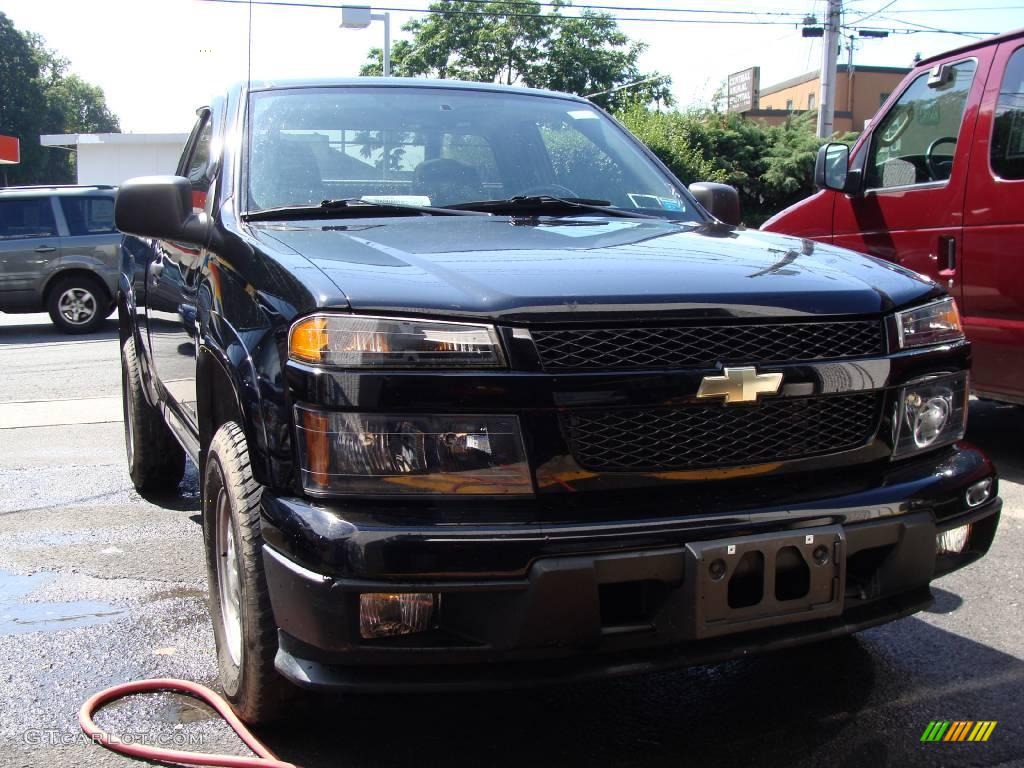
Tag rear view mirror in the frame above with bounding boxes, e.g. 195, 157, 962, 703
814, 143, 858, 193
115, 176, 210, 245
688, 182, 741, 226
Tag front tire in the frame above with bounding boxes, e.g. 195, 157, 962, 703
121, 337, 186, 492
204, 422, 291, 723
47, 274, 109, 333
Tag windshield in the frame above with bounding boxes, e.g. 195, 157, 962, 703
245, 86, 700, 221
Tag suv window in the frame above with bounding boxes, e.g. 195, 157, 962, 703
0, 197, 57, 240
59, 196, 115, 236
992, 46, 1024, 180
181, 115, 214, 210
866, 59, 977, 189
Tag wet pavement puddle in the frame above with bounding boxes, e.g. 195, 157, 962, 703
0, 570, 123, 635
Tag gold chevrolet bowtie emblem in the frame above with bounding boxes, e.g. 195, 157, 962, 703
696, 366, 784, 404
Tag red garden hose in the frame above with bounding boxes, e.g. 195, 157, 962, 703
80, 678, 299, 768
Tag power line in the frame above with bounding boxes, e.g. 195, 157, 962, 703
883, 4, 1024, 12
846, 0, 900, 26
196, 0, 999, 34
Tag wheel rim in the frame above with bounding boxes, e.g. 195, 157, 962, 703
57, 287, 98, 325
215, 487, 244, 668
123, 370, 135, 467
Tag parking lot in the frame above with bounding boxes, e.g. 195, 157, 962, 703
0, 310, 1021, 768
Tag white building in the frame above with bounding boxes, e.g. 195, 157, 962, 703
40, 133, 190, 186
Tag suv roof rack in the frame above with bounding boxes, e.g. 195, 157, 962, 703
0, 184, 116, 192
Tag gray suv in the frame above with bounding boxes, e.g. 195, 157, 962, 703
0, 185, 120, 333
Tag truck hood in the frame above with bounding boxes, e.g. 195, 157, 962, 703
251, 216, 940, 322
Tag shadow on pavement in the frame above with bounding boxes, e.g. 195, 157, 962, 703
254, 616, 1024, 768
967, 399, 1024, 485
0, 317, 118, 345
137, 459, 202, 513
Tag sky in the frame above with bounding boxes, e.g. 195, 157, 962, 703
3, 0, 1024, 133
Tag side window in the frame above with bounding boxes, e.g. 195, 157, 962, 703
59, 197, 116, 236
441, 133, 503, 198
181, 116, 214, 209
866, 59, 977, 189
537, 119, 625, 203
0, 198, 57, 240
992, 46, 1024, 180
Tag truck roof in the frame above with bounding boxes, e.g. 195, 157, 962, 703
238, 77, 590, 103
919, 27, 1024, 67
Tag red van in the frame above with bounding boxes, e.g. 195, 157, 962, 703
763, 29, 1024, 406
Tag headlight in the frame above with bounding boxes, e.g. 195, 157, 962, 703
892, 372, 968, 458
896, 297, 964, 349
289, 313, 505, 368
295, 407, 532, 495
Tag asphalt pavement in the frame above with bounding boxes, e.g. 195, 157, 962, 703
0, 311, 1021, 768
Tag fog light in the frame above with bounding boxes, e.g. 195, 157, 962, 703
359, 593, 436, 639
893, 373, 968, 458
936, 524, 971, 556
966, 478, 993, 508
907, 391, 951, 448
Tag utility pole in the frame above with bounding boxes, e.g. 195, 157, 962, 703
816, 0, 841, 138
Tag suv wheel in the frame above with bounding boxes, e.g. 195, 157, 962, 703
121, 337, 186, 491
47, 274, 109, 334
204, 422, 291, 723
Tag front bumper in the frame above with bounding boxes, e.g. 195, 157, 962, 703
259, 443, 1001, 691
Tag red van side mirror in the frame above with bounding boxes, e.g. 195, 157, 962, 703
814, 143, 861, 194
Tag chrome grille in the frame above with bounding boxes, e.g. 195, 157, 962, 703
532, 320, 884, 371
560, 393, 882, 472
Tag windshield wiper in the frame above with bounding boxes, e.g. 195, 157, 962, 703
242, 198, 488, 222
445, 195, 660, 219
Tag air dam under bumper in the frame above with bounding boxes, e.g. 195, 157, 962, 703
260, 452, 1001, 692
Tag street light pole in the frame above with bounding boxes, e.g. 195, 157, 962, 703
377, 11, 390, 77
816, 0, 841, 138
340, 6, 392, 76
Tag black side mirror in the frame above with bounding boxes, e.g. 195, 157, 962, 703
688, 182, 741, 226
814, 143, 861, 194
115, 176, 210, 245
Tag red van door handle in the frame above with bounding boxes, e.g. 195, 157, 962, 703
938, 236, 957, 276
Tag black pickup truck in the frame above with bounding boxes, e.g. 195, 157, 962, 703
115, 79, 1001, 723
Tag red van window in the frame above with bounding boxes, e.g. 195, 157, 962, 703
865, 59, 977, 190
992, 46, 1024, 180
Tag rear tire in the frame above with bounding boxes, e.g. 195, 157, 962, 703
204, 422, 292, 724
121, 337, 186, 492
47, 274, 109, 334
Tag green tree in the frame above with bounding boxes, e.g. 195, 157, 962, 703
360, 1, 670, 109
0, 12, 120, 185
619, 105, 857, 225
0, 13, 46, 185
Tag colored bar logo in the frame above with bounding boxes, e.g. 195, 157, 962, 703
921, 721, 997, 742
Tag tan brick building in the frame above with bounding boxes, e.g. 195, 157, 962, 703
743, 64, 910, 134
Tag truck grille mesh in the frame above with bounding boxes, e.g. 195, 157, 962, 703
560, 393, 882, 471
532, 320, 884, 371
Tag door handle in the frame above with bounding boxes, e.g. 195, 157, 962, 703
34, 245, 57, 253
938, 236, 957, 276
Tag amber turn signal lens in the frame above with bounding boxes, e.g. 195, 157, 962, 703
290, 317, 329, 363
301, 408, 331, 489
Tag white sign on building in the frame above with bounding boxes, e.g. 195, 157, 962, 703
727, 67, 761, 114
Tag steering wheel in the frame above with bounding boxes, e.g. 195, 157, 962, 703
925, 136, 957, 181
517, 183, 580, 199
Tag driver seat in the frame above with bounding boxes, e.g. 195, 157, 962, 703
412, 159, 483, 206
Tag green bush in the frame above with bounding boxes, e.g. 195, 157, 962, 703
618, 105, 855, 226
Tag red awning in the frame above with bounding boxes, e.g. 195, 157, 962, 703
0, 136, 20, 165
